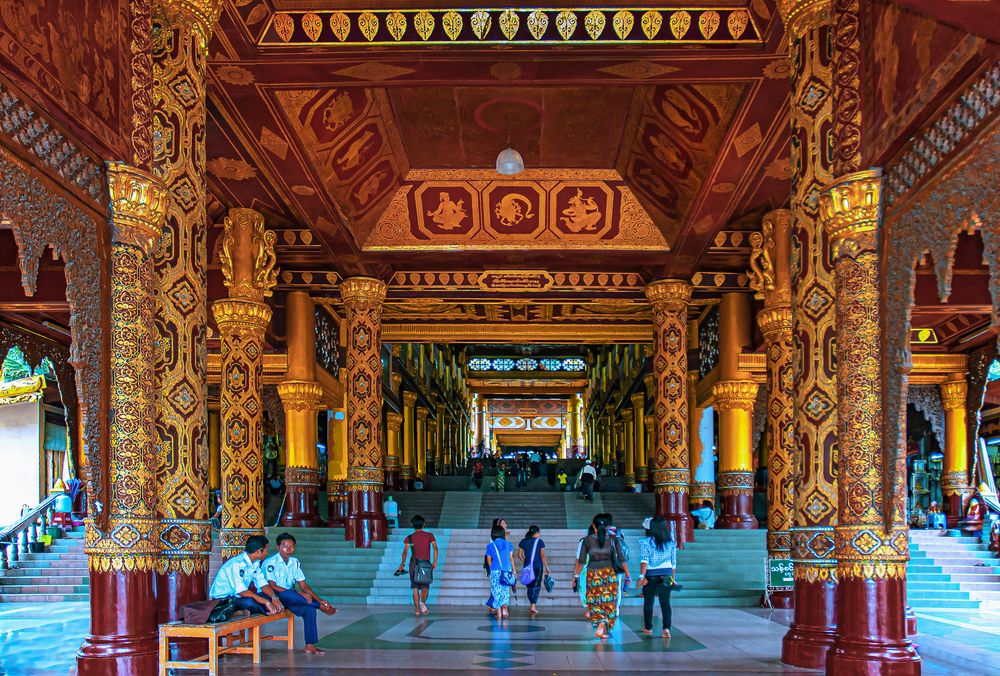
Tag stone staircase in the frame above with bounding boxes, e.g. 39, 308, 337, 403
600, 492, 656, 530
385, 491, 446, 527
908, 530, 1000, 610
0, 526, 88, 602
439, 492, 482, 527
478, 492, 567, 530
269, 527, 387, 605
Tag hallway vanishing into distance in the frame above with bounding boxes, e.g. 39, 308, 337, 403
1, 1, 1000, 674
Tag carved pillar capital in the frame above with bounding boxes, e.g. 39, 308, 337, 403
219, 208, 277, 303
416, 406, 429, 422
758, 306, 793, 343
645, 278, 692, 312
107, 162, 168, 256
403, 390, 418, 408
277, 380, 324, 411
712, 380, 759, 412
940, 380, 968, 411
386, 411, 403, 431
820, 168, 883, 252
211, 298, 272, 331
777, 0, 832, 39
157, 0, 225, 48
340, 276, 388, 308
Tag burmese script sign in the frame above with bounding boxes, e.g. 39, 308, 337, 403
478, 270, 554, 292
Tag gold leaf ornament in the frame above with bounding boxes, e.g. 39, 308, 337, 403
728, 10, 749, 39
386, 11, 406, 41
527, 10, 548, 40
584, 10, 606, 40
414, 11, 434, 41
358, 11, 379, 42
442, 11, 463, 40
499, 10, 519, 40
301, 12, 322, 42
641, 10, 662, 39
670, 11, 691, 39
273, 12, 294, 42
555, 10, 577, 40
329, 12, 350, 42
471, 10, 492, 40
698, 10, 720, 39
613, 10, 634, 39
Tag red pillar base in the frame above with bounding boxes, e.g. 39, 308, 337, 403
384, 469, 401, 491
654, 489, 694, 547
782, 576, 838, 669
905, 605, 918, 636
280, 482, 324, 528
345, 487, 388, 548
155, 568, 209, 660
826, 574, 920, 675
327, 498, 348, 527
944, 492, 966, 528
717, 489, 758, 529
77, 568, 158, 676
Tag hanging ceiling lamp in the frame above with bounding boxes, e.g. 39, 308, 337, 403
495, 112, 524, 175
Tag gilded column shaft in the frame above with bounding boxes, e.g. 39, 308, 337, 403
436, 403, 447, 474
779, 2, 839, 667
940, 380, 971, 497
822, 171, 918, 671
401, 391, 417, 483
713, 381, 759, 529
327, 407, 349, 527
631, 393, 647, 483
750, 209, 796, 565
416, 407, 429, 479
342, 277, 389, 547
151, 2, 222, 583
213, 208, 276, 558
645, 279, 693, 545
86, 164, 168, 573
385, 411, 403, 476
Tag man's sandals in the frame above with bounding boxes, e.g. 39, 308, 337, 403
319, 600, 337, 616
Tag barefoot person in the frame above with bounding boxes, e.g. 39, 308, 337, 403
485, 523, 516, 619
636, 516, 677, 638
209, 535, 284, 616
517, 525, 550, 615
263, 533, 337, 655
396, 514, 439, 616
574, 516, 631, 639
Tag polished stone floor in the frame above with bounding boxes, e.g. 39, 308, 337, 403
1, 602, 998, 674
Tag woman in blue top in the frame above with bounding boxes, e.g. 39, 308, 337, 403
517, 525, 551, 615
637, 515, 678, 637
485, 524, 516, 619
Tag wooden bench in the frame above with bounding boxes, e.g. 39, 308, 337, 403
158, 610, 295, 675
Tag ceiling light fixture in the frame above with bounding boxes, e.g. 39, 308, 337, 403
495, 113, 524, 175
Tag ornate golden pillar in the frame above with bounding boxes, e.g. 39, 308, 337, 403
211, 208, 277, 558
631, 393, 647, 485
416, 406, 429, 481
644, 412, 656, 487
341, 277, 389, 547
428, 418, 439, 476
79, 163, 167, 675
278, 292, 324, 528
437, 402, 448, 475
750, 208, 796, 607
940, 377, 972, 526
779, 1, 839, 667
646, 279, 694, 545
151, 0, 224, 626
384, 410, 403, 493
688, 371, 714, 508
713, 293, 758, 529
601, 414, 612, 467
568, 395, 580, 458
622, 407, 635, 488
326, 407, 348, 527
208, 407, 221, 494
401, 391, 417, 490
822, 171, 918, 671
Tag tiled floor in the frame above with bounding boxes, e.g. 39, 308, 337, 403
0, 602, 997, 674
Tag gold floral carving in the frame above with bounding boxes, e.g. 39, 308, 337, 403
777, 0, 832, 39
218, 208, 278, 303
820, 169, 883, 245
939, 380, 967, 411
159, 0, 225, 48
107, 162, 168, 255
794, 563, 838, 584
278, 381, 324, 411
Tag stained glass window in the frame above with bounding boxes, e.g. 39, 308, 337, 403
515, 358, 539, 371
539, 358, 562, 371
492, 358, 515, 371
468, 358, 492, 371
562, 358, 586, 371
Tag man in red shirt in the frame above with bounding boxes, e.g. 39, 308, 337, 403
395, 514, 439, 615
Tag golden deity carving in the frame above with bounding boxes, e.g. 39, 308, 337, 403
560, 189, 602, 232
494, 193, 535, 227
427, 191, 468, 230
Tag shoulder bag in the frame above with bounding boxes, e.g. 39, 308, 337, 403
492, 542, 517, 586
519, 539, 539, 585
610, 539, 625, 575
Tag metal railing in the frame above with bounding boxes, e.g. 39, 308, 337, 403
0, 495, 59, 570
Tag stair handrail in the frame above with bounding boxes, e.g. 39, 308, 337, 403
974, 437, 999, 515
0, 494, 58, 544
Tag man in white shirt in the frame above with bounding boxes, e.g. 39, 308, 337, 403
263, 532, 336, 655
208, 535, 284, 615
579, 461, 598, 502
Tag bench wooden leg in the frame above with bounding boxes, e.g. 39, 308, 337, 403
209, 634, 219, 676
159, 632, 168, 676
251, 624, 262, 664
286, 614, 295, 651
